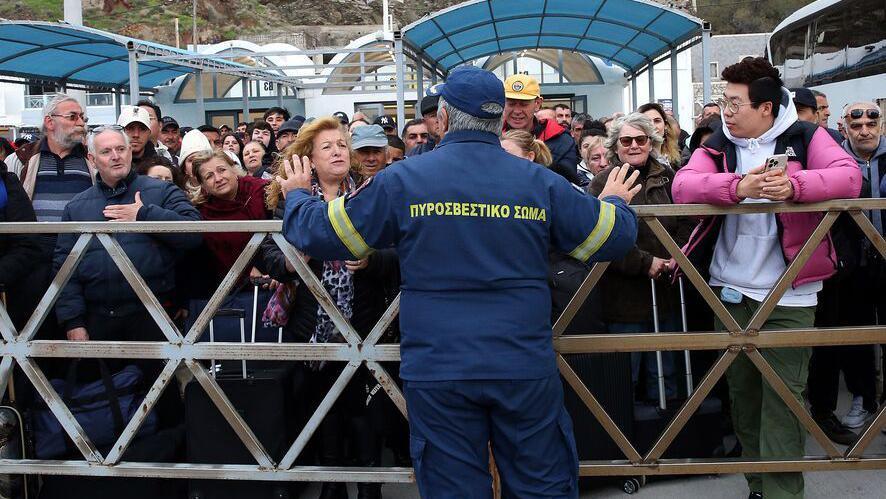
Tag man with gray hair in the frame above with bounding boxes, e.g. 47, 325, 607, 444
6, 94, 94, 352
53, 125, 199, 379
276, 66, 641, 497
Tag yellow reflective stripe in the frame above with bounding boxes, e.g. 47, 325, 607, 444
327, 196, 372, 259
569, 201, 616, 262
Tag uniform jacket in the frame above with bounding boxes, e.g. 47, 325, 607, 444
590, 158, 692, 323
673, 121, 861, 287
282, 129, 638, 381
53, 170, 202, 330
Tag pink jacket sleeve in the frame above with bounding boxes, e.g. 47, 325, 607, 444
788, 127, 862, 202
672, 148, 742, 205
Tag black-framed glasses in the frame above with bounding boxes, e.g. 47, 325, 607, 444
846, 109, 881, 120
618, 135, 649, 147
51, 112, 88, 123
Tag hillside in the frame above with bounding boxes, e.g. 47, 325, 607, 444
1, 0, 816, 47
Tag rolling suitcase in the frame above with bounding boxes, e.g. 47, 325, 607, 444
550, 254, 634, 486
625, 278, 724, 494
185, 281, 305, 499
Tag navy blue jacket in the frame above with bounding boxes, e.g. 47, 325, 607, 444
282, 130, 637, 381
54, 170, 201, 329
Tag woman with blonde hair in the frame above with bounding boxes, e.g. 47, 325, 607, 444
637, 102, 681, 169
262, 116, 398, 499
189, 150, 270, 285
500, 129, 553, 167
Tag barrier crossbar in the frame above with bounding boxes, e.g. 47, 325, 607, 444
0, 198, 884, 482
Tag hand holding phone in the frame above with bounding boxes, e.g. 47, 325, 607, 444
763, 154, 788, 174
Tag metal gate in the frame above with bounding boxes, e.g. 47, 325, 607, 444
0, 198, 884, 483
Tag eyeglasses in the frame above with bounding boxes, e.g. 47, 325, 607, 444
846, 109, 881, 120
90, 124, 124, 134
618, 135, 649, 147
715, 98, 753, 114
51, 112, 88, 123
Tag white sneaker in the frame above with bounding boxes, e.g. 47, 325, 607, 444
841, 396, 873, 429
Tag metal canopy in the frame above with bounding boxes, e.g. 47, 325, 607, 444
0, 20, 287, 91
401, 0, 703, 74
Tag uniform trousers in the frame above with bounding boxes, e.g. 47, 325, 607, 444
404, 374, 578, 499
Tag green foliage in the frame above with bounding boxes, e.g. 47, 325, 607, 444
695, 0, 818, 34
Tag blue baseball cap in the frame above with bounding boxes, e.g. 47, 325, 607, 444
438, 67, 505, 119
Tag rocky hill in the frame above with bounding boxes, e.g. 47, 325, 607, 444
1, 0, 815, 48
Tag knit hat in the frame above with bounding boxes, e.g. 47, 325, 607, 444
179, 129, 213, 164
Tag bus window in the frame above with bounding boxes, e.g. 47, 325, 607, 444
845, 0, 886, 78
810, 9, 848, 84
771, 25, 808, 88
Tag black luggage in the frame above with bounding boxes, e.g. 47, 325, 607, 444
550, 254, 633, 470
623, 278, 724, 494
185, 282, 305, 499
38, 426, 186, 499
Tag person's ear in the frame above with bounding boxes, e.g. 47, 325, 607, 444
527, 150, 536, 162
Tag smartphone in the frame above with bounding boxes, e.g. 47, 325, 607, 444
763, 154, 788, 174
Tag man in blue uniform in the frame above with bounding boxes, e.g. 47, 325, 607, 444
278, 67, 640, 497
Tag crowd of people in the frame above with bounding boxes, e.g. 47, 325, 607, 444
0, 55, 884, 499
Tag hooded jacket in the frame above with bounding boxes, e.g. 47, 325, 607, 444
673, 89, 861, 296
843, 136, 886, 234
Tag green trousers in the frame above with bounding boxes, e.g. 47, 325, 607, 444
715, 296, 815, 499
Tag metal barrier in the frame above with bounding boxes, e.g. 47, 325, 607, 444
0, 198, 884, 483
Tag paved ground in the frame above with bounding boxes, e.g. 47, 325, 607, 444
298, 381, 885, 498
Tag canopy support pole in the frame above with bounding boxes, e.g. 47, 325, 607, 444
242, 78, 250, 122
631, 75, 638, 111
195, 70, 205, 125
670, 50, 679, 121
702, 22, 712, 106
431, 63, 438, 85
127, 42, 139, 105
416, 61, 424, 118
276, 82, 283, 108
114, 88, 122, 120
394, 35, 406, 135
648, 63, 655, 104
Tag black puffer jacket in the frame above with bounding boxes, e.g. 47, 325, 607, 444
0, 161, 42, 327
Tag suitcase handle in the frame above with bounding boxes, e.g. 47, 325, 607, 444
214, 308, 246, 319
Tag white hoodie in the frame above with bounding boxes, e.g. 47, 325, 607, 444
709, 88, 822, 307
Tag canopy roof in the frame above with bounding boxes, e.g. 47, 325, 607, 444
402, 0, 703, 74
0, 20, 279, 91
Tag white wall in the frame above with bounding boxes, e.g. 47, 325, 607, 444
622, 50, 695, 132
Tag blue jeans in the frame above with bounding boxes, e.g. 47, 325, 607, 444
608, 318, 679, 401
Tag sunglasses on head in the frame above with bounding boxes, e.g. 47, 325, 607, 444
846, 108, 880, 120
618, 135, 649, 147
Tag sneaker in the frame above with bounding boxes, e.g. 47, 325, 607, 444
842, 396, 874, 429
815, 414, 857, 445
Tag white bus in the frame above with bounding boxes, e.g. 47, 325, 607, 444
767, 0, 885, 126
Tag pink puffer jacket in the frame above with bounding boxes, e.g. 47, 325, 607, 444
673, 122, 862, 287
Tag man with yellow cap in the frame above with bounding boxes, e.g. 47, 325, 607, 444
503, 74, 583, 186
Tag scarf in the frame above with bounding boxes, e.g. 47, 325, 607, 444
310, 176, 357, 369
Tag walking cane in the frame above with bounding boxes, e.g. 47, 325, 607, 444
651, 279, 667, 410
678, 277, 694, 395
